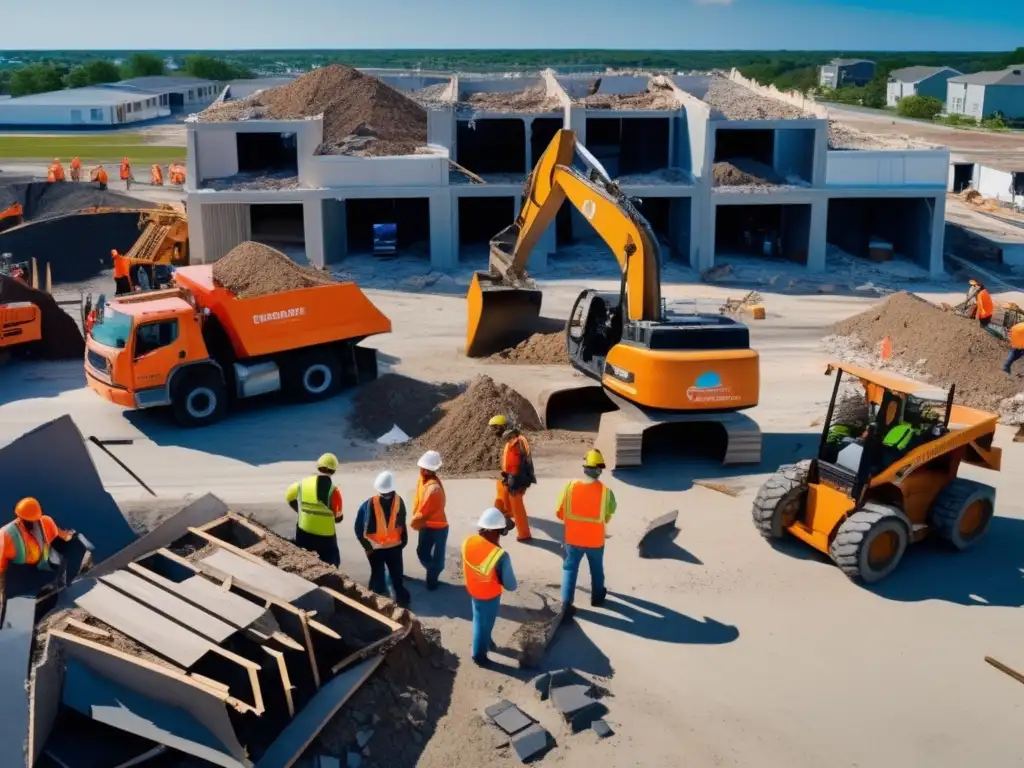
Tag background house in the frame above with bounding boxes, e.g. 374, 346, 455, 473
0, 86, 168, 127
819, 59, 876, 88
886, 66, 961, 107
946, 65, 1024, 120
114, 76, 220, 113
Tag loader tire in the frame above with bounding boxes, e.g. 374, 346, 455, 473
752, 460, 810, 539
172, 368, 227, 428
285, 348, 342, 403
930, 478, 995, 551
829, 503, 910, 583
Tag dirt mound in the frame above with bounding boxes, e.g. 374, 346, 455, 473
832, 292, 1021, 409
349, 374, 463, 440
488, 332, 569, 365
713, 159, 784, 187
202, 64, 427, 157
0, 275, 84, 359
404, 375, 542, 476
211, 241, 335, 298
0, 182, 153, 222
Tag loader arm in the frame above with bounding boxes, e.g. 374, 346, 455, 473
466, 128, 663, 356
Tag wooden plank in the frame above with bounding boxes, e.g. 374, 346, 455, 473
320, 587, 403, 631
63, 617, 111, 638
198, 548, 314, 604
263, 647, 296, 718
101, 570, 237, 644
986, 656, 1024, 685
72, 581, 212, 669
331, 625, 408, 675
127, 562, 268, 630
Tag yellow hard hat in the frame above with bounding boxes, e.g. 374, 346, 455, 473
488, 414, 507, 428
969, 279, 980, 286
583, 449, 606, 469
317, 453, 339, 471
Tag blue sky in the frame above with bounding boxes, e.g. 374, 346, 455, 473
3, 0, 1022, 51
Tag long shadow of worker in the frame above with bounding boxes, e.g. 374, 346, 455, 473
573, 591, 739, 645
640, 528, 703, 564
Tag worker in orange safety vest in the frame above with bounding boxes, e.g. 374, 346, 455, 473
70, 157, 82, 182
462, 507, 517, 666
410, 450, 448, 590
0, 498, 74, 577
490, 414, 536, 542
968, 279, 995, 330
557, 449, 617, 615
120, 157, 132, 190
1005, 322, 1024, 375
111, 249, 132, 295
151, 164, 164, 186
91, 165, 108, 190
355, 471, 410, 606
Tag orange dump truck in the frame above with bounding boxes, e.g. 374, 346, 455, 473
85, 264, 391, 426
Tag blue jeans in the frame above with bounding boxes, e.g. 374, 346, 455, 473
1005, 347, 1024, 374
471, 596, 500, 659
561, 544, 605, 606
416, 527, 448, 585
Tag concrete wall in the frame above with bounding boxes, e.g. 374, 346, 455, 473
189, 119, 322, 186
979, 84, 1024, 118
728, 70, 830, 119
378, 75, 451, 93
195, 130, 239, 180
976, 164, 1024, 206
773, 128, 817, 184
321, 198, 347, 264
826, 149, 949, 187
303, 152, 450, 188
459, 76, 543, 96
192, 201, 251, 263
555, 76, 599, 101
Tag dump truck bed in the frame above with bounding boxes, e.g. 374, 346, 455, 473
173, 265, 391, 359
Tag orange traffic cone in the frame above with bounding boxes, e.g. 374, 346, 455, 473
880, 336, 893, 361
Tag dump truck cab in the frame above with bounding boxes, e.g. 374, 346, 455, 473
753, 362, 1001, 583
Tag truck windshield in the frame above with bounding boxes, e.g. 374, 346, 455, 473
91, 309, 133, 349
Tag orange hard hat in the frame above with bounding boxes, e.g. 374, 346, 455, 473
15, 497, 42, 522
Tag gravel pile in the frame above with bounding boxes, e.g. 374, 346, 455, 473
0, 275, 84, 359
487, 332, 570, 365
831, 292, 1021, 411
712, 159, 785, 187
460, 85, 562, 113
200, 64, 427, 157
211, 241, 335, 298
348, 374, 464, 440
827, 121, 931, 151
702, 76, 809, 120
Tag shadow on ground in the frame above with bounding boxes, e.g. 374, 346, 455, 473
574, 591, 739, 645
0, 359, 84, 406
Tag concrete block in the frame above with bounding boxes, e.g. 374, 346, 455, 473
592, 719, 613, 738
637, 510, 679, 558
491, 704, 533, 736
549, 668, 590, 692
484, 699, 513, 720
511, 724, 552, 763
550, 684, 607, 732
530, 672, 552, 701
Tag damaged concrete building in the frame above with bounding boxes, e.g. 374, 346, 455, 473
183, 67, 949, 276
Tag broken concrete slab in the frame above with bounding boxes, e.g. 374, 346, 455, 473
484, 699, 514, 719
550, 684, 607, 732
511, 723, 552, 763
0, 596, 35, 768
129, 566, 269, 631
0, 416, 137, 565
637, 509, 679, 558
592, 719, 613, 738
61, 658, 248, 768
91, 493, 230, 577
199, 547, 316, 604
42, 709, 167, 768
492, 703, 533, 735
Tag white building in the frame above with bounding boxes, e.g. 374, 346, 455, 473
115, 76, 220, 113
0, 86, 168, 127
184, 69, 949, 277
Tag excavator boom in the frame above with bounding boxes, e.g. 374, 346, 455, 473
466, 129, 662, 357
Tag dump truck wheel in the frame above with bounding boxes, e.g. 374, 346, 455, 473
172, 369, 227, 428
752, 460, 810, 539
286, 349, 342, 402
829, 503, 910, 583
930, 479, 995, 551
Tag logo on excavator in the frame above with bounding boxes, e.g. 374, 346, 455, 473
686, 371, 741, 404
253, 307, 306, 324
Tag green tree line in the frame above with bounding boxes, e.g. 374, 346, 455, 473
0, 53, 250, 97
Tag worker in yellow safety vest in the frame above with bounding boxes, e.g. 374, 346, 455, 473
355, 471, 410, 606
285, 453, 343, 566
462, 507, 517, 666
557, 449, 617, 615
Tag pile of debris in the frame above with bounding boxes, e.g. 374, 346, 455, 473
459, 85, 562, 113
409, 82, 452, 106
487, 332, 570, 365
827, 122, 930, 151
830, 292, 1022, 412
199, 64, 428, 157
212, 241, 335, 298
0, 181, 154, 223
712, 160, 785, 188
0, 274, 84, 359
579, 77, 679, 110
348, 373, 464, 440
702, 75, 809, 121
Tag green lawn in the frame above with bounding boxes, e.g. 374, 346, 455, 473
0, 134, 186, 163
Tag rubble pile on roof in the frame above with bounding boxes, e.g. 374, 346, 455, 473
3, 416, 430, 768
699, 75, 811, 120
578, 76, 680, 110
459, 84, 563, 113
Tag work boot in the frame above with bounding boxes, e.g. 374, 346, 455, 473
590, 588, 607, 607
517, 536, 533, 543
425, 576, 439, 591
563, 604, 577, 622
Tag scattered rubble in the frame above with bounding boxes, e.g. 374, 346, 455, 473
409, 82, 452, 106
0, 275, 84, 359
199, 169, 301, 191
348, 374, 463, 440
701, 75, 809, 120
200, 64, 428, 157
712, 159, 785, 187
829, 292, 1023, 418
487, 332, 570, 365
828, 122, 932, 151
460, 85, 562, 112
212, 240, 334, 297
579, 77, 679, 110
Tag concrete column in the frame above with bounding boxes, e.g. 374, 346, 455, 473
928, 194, 946, 277
185, 192, 206, 263
429, 192, 457, 269
321, 198, 347, 265
185, 128, 199, 189
427, 109, 456, 152
303, 198, 326, 269
806, 198, 828, 273
811, 123, 829, 187
697, 196, 715, 273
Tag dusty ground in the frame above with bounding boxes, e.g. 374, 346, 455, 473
4, 258, 1024, 767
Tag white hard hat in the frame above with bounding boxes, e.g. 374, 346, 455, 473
374, 471, 396, 494
477, 507, 507, 530
417, 450, 442, 472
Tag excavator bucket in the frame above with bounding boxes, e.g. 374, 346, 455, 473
466, 272, 542, 357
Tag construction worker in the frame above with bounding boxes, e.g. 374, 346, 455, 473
0, 498, 75, 577
120, 157, 132, 190
1005, 321, 1024, 375
463, 507, 517, 666
285, 453, 344, 567
968, 279, 995, 330
70, 157, 82, 182
151, 164, 164, 186
91, 165, 108, 190
49, 159, 66, 182
411, 450, 448, 590
557, 450, 616, 614
111, 249, 132, 295
355, 471, 410, 606
490, 414, 535, 542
